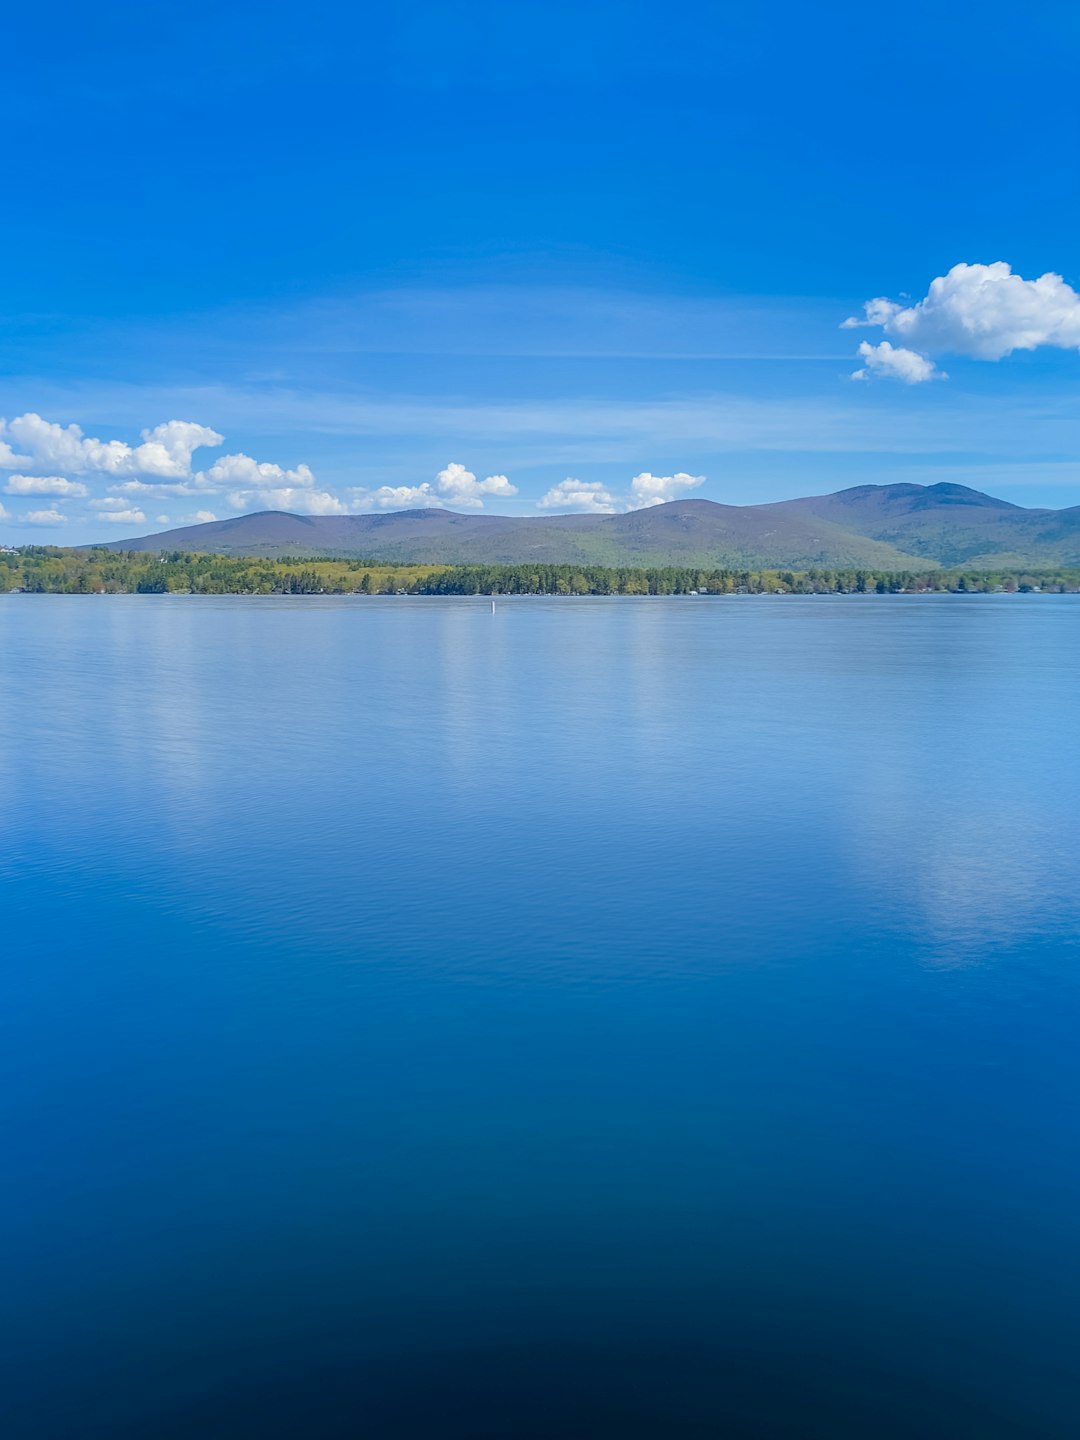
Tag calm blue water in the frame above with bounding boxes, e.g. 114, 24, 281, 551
2, 595, 1079, 1438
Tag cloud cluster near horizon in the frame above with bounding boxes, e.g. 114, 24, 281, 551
843, 261, 1080, 382
537, 471, 704, 513
0, 414, 529, 529
351, 462, 518, 512
0, 411, 714, 532
0, 413, 333, 527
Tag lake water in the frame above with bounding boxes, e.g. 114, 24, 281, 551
2, 595, 1079, 1438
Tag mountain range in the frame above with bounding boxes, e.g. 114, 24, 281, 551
98, 483, 1080, 570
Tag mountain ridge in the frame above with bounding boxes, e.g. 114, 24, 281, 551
93, 483, 1080, 570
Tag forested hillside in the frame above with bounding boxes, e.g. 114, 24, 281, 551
3, 548, 1078, 596
88, 486, 1080, 569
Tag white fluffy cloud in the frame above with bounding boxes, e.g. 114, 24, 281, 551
351, 483, 441, 510
133, 421, 225, 478
537, 472, 705, 512
852, 341, 944, 385
0, 414, 224, 477
228, 486, 348, 515
433, 462, 518, 508
97, 508, 147, 525
201, 453, 345, 515
537, 479, 619, 513
24, 509, 67, 526
844, 261, 1080, 368
841, 296, 903, 330
204, 453, 316, 490
5, 474, 89, 497
349, 463, 520, 513
194, 510, 217, 523
113, 453, 321, 507
628, 471, 704, 507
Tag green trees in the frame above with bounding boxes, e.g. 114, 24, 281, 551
2, 546, 1079, 596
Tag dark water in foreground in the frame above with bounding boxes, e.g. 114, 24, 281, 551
2, 595, 1079, 1439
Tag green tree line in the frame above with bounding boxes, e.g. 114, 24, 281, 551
2, 547, 1078, 596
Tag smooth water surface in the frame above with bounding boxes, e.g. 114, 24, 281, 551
2, 595, 1079, 1438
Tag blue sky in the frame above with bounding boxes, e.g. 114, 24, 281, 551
3, 0, 1080, 542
